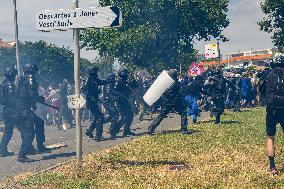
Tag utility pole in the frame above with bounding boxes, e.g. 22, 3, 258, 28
73, 0, 82, 163
13, 0, 21, 76
217, 39, 221, 65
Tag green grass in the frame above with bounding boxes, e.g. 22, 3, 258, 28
3, 108, 284, 188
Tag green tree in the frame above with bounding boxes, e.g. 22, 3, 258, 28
0, 40, 92, 86
81, 0, 229, 73
258, 0, 284, 51
93, 53, 114, 79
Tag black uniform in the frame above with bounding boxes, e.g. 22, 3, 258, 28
84, 67, 112, 141
102, 75, 119, 138
205, 70, 235, 124
232, 77, 242, 112
112, 70, 135, 137
258, 65, 284, 136
148, 69, 189, 134
0, 68, 18, 157
17, 64, 48, 162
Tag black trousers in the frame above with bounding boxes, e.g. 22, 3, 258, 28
34, 114, 46, 146
103, 99, 119, 136
211, 97, 225, 124
266, 107, 284, 136
116, 99, 134, 134
148, 104, 188, 133
0, 114, 16, 151
87, 101, 104, 138
18, 112, 35, 157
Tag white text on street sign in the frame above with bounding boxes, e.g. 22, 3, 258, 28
36, 6, 122, 31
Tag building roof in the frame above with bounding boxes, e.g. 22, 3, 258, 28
199, 54, 272, 67
0, 38, 15, 48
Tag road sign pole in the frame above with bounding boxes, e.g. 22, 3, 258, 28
73, 0, 82, 163
217, 39, 221, 65
13, 0, 21, 76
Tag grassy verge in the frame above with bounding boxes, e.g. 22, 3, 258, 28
2, 108, 284, 188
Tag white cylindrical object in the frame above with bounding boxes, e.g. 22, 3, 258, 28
143, 70, 175, 106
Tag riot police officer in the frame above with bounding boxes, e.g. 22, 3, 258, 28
148, 69, 190, 135
84, 67, 113, 142
0, 68, 18, 157
232, 76, 242, 112
112, 69, 135, 137
205, 67, 235, 124
17, 63, 48, 162
101, 74, 120, 139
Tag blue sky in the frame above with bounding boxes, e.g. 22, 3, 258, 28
0, 0, 273, 60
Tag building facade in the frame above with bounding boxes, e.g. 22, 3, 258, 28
0, 38, 15, 48
224, 48, 278, 69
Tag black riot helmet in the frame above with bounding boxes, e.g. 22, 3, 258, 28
89, 66, 99, 78
23, 63, 39, 75
118, 69, 129, 81
168, 69, 178, 81
214, 66, 223, 76
4, 67, 18, 80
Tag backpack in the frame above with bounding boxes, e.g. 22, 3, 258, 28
265, 68, 284, 108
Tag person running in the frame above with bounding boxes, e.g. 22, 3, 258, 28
258, 53, 284, 175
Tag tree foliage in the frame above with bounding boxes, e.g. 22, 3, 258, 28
93, 53, 114, 79
0, 40, 92, 86
258, 0, 284, 51
81, 0, 229, 73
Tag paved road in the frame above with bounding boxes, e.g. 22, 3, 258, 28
0, 112, 209, 180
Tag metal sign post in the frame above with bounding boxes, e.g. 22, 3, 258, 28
72, 0, 82, 164
13, 0, 21, 76
217, 39, 221, 65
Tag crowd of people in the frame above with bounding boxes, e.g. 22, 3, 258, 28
0, 54, 283, 177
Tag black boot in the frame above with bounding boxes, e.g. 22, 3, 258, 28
37, 144, 51, 153
86, 130, 95, 139
17, 156, 35, 163
148, 127, 154, 135
109, 132, 117, 140
28, 145, 37, 155
123, 131, 136, 137
0, 148, 14, 157
215, 114, 221, 125
94, 136, 102, 142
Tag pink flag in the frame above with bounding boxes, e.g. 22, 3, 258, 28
188, 62, 204, 77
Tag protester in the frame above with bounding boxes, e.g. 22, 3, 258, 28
258, 53, 284, 175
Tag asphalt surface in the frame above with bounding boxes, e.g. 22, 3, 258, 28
0, 112, 209, 180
